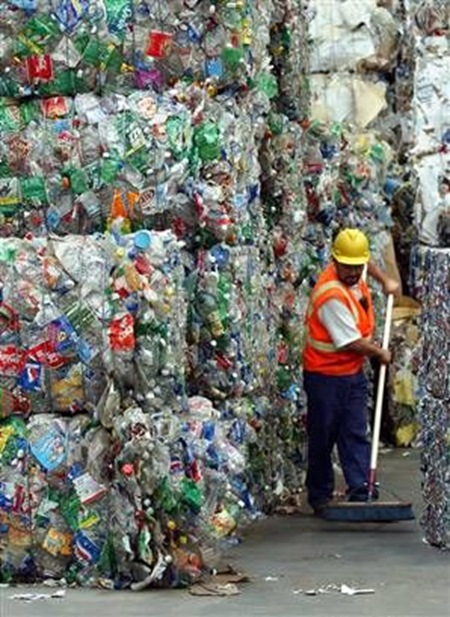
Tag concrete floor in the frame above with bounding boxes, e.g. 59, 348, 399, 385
2, 449, 449, 617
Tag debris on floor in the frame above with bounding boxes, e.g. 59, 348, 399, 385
9, 589, 66, 602
188, 565, 250, 597
293, 583, 376, 597
340, 584, 375, 596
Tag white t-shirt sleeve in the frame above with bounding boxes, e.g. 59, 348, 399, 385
317, 298, 362, 349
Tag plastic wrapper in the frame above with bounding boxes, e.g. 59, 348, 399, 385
416, 247, 450, 548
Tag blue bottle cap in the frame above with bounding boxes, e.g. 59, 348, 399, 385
134, 230, 152, 250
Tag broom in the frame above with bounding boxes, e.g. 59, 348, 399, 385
322, 293, 415, 522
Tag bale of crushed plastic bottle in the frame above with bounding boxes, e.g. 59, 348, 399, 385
0, 1, 272, 96
416, 247, 450, 548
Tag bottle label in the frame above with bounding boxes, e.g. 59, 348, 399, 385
26, 55, 54, 83
30, 426, 66, 471
72, 472, 107, 505
53, 0, 89, 33
74, 530, 100, 564
27, 341, 68, 369
0, 346, 25, 376
43, 528, 72, 557
18, 361, 42, 392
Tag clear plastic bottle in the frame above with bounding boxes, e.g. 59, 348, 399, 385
33, 510, 73, 580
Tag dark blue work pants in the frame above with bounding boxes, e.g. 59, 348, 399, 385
303, 370, 370, 508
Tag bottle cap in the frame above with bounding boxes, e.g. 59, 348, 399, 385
134, 230, 152, 250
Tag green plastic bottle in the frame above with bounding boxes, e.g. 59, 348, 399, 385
194, 122, 221, 162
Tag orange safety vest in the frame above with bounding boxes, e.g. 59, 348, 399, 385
303, 263, 375, 376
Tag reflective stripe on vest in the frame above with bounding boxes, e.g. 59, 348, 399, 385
306, 334, 371, 353
307, 279, 360, 321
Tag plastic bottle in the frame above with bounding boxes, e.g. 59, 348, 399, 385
33, 510, 73, 580
195, 291, 224, 339
0, 388, 30, 419
0, 416, 34, 581
194, 122, 221, 162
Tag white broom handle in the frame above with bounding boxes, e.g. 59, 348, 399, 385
369, 293, 394, 473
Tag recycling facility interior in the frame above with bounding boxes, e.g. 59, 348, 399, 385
0, 0, 448, 590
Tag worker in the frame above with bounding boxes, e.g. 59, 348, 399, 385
303, 228, 400, 515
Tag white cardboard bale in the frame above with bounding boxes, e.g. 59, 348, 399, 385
309, 0, 377, 72
308, 0, 398, 73
412, 49, 450, 156
310, 74, 387, 127
414, 152, 450, 246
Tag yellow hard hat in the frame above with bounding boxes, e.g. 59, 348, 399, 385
332, 228, 370, 265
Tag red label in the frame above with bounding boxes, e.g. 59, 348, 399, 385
26, 55, 54, 82
27, 341, 68, 369
109, 314, 135, 351
0, 346, 25, 376
40, 97, 70, 118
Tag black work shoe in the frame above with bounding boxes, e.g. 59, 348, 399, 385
312, 502, 329, 517
347, 486, 379, 502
